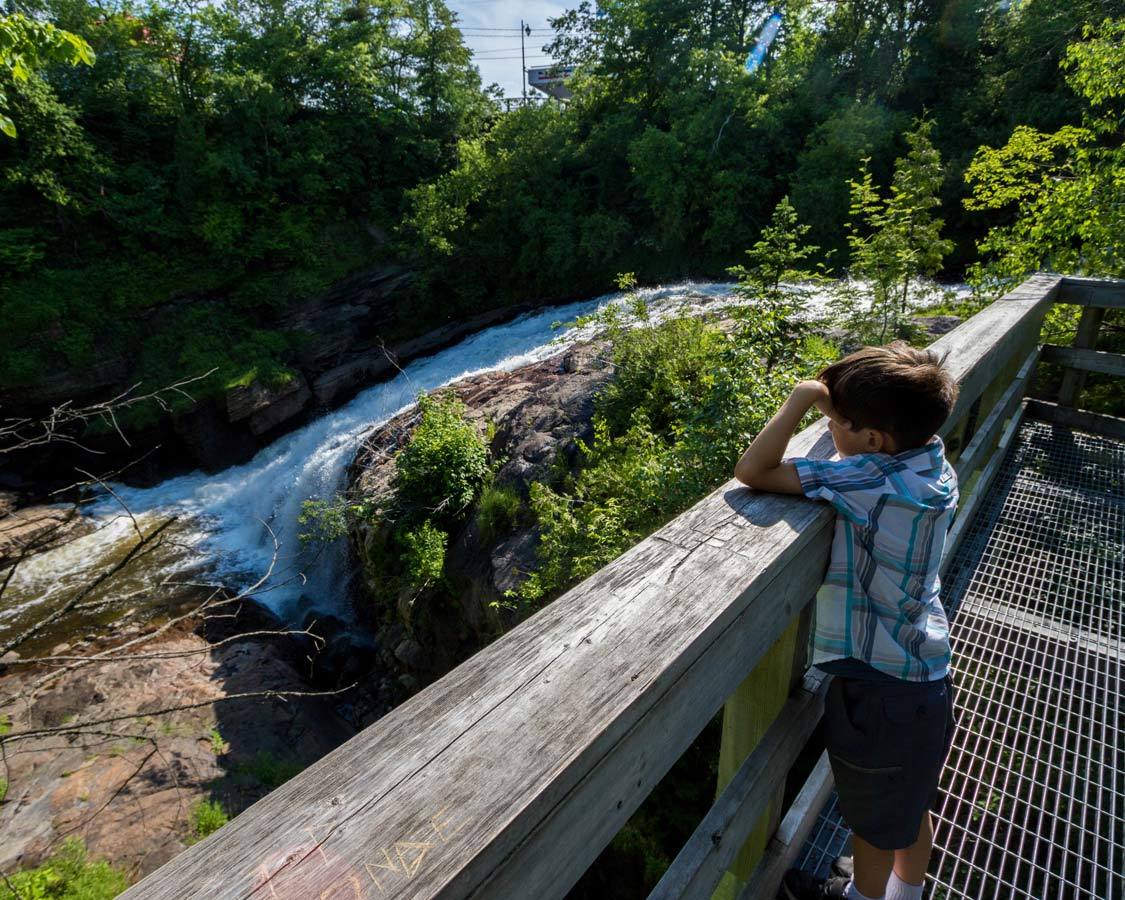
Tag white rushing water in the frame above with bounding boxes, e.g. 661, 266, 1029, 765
2, 278, 965, 631
2, 282, 737, 629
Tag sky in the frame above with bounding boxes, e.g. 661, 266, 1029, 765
447, 0, 571, 98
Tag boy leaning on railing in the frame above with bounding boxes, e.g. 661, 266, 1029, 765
734, 342, 960, 900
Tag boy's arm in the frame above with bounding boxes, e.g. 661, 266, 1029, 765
733, 381, 832, 494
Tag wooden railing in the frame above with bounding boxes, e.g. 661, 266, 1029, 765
121, 273, 1122, 900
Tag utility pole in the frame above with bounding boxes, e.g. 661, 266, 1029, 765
520, 19, 527, 100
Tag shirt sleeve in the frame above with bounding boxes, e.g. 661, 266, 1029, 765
788, 455, 887, 527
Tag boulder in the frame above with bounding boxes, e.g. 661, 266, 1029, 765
225, 374, 313, 436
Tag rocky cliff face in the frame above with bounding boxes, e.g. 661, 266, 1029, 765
0, 265, 530, 495
0, 604, 354, 881
345, 342, 615, 689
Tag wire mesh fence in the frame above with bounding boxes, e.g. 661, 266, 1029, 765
795, 419, 1125, 899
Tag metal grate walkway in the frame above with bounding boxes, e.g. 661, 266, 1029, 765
794, 419, 1125, 899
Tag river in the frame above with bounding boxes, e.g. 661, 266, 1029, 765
1, 282, 743, 645
0, 278, 962, 647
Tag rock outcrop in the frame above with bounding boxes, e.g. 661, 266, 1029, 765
345, 341, 615, 688
0, 607, 354, 882
0, 265, 532, 493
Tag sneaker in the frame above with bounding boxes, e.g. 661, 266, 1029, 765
831, 856, 854, 879
781, 868, 852, 899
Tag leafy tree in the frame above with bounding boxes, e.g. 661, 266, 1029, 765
836, 117, 951, 343
887, 117, 953, 311
964, 18, 1125, 287
398, 519, 448, 591
391, 391, 490, 530
726, 195, 826, 369
0, 12, 93, 137
788, 100, 906, 260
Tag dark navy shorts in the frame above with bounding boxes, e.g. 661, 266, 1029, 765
824, 673, 956, 850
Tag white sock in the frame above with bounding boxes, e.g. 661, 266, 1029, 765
845, 879, 884, 900
884, 871, 924, 900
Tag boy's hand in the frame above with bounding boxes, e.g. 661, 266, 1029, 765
793, 380, 836, 421
796, 379, 853, 428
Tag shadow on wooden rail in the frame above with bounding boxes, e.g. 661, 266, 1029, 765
121, 273, 1124, 900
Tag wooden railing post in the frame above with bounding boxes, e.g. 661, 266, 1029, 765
710, 615, 804, 900
1057, 306, 1106, 406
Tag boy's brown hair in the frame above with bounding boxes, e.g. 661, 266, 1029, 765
818, 341, 958, 451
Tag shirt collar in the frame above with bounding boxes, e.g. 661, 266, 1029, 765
893, 435, 945, 473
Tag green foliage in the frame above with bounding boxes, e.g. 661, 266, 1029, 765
398, 520, 448, 591
298, 490, 380, 545
0, 838, 128, 900
208, 728, 225, 755
964, 18, 1125, 288
475, 483, 523, 545
789, 100, 907, 260
0, 777, 7, 803
298, 497, 351, 544
189, 799, 229, 841
517, 256, 829, 607
0, 0, 491, 415
0, 12, 94, 137
726, 196, 828, 368
595, 311, 727, 437
834, 117, 952, 343
233, 751, 303, 790
391, 392, 490, 530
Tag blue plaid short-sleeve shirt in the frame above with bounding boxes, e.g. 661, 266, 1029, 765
790, 436, 958, 682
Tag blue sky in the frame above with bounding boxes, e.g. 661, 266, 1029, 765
447, 0, 571, 98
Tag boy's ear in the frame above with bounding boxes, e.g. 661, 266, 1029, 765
865, 429, 897, 454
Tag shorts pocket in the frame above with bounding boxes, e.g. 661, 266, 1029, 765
826, 679, 883, 749
829, 752, 907, 843
832, 757, 904, 776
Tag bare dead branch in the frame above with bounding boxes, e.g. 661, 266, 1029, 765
56, 744, 160, 841
73, 467, 143, 543
0, 368, 218, 457
15, 626, 325, 667
2, 683, 357, 744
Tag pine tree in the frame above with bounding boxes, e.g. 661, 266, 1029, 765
887, 116, 953, 314
726, 196, 826, 369
836, 117, 952, 343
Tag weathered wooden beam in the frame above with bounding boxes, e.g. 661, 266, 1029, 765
1058, 275, 1125, 309
933, 274, 1058, 457
954, 349, 1038, 483
1046, 343, 1125, 379
649, 670, 829, 900
708, 621, 803, 900
1025, 399, 1125, 442
737, 752, 835, 900
1056, 307, 1108, 406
